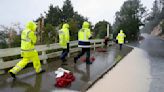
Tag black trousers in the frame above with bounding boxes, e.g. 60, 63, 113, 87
119, 44, 122, 50
60, 49, 68, 62
74, 48, 90, 63
67, 43, 69, 52
60, 43, 69, 62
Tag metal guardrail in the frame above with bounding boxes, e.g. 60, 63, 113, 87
0, 39, 105, 74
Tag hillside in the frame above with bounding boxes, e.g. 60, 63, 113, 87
151, 21, 164, 39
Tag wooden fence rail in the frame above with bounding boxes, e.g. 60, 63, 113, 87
0, 39, 106, 74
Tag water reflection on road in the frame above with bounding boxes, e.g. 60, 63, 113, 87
129, 33, 164, 92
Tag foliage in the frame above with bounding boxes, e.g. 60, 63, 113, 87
45, 5, 62, 26
62, 0, 74, 22
44, 23, 57, 45
0, 30, 8, 49
43, 0, 87, 41
94, 20, 112, 39
142, 0, 164, 33
113, 0, 146, 41
0, 23, 22, 49
68, 19, 79, 41
160, 20, 164, 34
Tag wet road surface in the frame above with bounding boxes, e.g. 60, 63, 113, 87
0, 45, 132, 92
88, 34, 164, 92
128, 34, 164, 92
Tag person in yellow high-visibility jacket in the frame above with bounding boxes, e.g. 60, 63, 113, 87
59, 23, 70, 65
9, 21, 45, 79
74, 21, 92, 64
116, 30, 126, 50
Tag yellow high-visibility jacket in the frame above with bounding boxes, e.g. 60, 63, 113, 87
21, 21, 37, 57
59, 24, 70, 49
116, 30, 126, 44
78, 22, 92, 48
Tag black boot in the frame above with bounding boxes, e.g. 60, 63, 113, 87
9, 72, 16, 79
38, 69, 46, 74
74, 57, 77, 64
86, 61, 92, 65
61, 58, 68, 65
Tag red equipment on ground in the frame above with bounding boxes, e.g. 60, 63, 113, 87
55, 68, 75, 88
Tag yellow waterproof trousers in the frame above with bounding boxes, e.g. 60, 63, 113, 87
9, 50, 41, 74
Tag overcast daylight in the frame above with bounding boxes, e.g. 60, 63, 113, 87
0, 0, 154, 26
1, 0, 164, 92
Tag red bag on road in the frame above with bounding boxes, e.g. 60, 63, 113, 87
55, 72, 75, 88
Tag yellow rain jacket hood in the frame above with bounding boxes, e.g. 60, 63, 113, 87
82, 21, 89, 29
26, 21, 37, 31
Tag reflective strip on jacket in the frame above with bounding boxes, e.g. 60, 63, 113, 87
21, 29, 36, 51
21, 29, 37, 58
78, 28, 91, 48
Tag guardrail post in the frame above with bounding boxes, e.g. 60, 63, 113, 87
68, 46, 70, 58
112, 41, 114, 45
101, 41, 104, 48
94, 42, 96, 51
42, 51, 47, 64
107, 41, 109, 47
0, 58, 5, 74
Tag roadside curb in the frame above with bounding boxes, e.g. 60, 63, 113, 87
82, 45, 134, 92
